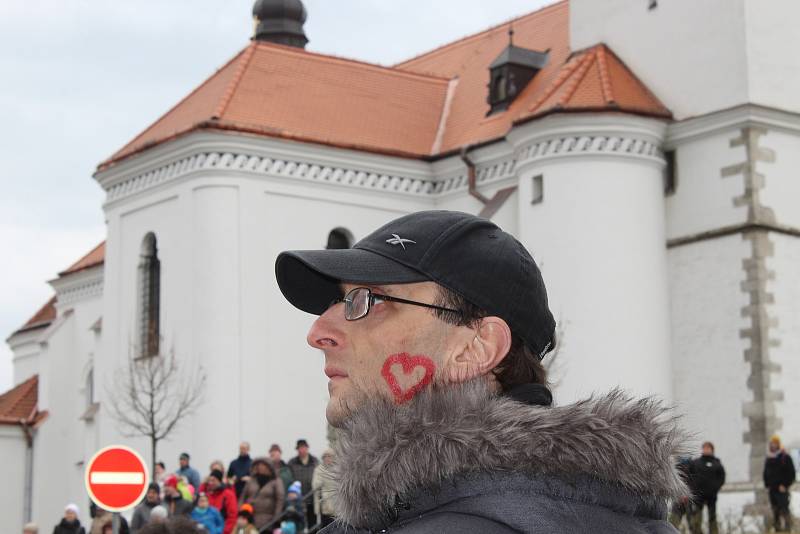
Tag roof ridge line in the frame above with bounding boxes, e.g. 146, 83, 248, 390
214, 42, 257, 120
431, 77, 460, 154
599, 44, 670, 115
557, 49, 597, 106
395, 0, 566, 69
97, 46, 251, 170
3, 376, 36, 419
595, 45, 614, 104
255, 41, 451, 83
528, 49, 585, 113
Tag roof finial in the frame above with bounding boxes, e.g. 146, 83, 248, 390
508, 23, 514, 47
252, 0, 309, 49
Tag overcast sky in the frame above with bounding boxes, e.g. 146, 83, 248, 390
0, 0, 555, 391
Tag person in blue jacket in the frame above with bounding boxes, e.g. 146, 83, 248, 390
191, 493, 224, 534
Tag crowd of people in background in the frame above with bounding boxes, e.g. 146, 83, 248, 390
34, 439, 335, 534
20, 433, 799, 534
670, 435, 796, 533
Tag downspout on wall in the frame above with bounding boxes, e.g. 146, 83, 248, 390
20, 420, 34, 523
460, 146, 517, 220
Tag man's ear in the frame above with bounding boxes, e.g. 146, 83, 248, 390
444, 316, 512, 384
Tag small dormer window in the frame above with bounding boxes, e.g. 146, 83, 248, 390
487, 36, 548, 115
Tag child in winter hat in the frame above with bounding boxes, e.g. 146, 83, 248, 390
287, 481, 302, 496
234, 504, 258, 534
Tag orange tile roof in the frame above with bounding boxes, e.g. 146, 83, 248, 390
14, 296, 57, 334
12, 241, 107, 337
0, 374, 46, 426
59, 241, 106, 276
520, 44, 671, 122
103, 43, 451, 167
99, 0, 669, 168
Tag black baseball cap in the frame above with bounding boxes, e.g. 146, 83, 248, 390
275, 210, 555, 358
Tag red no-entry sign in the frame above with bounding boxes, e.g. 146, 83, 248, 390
85, 445, 150, 512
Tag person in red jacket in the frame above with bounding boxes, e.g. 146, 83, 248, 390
201, 469, 238, 534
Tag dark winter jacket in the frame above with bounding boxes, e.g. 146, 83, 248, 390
131, 499, 160, 533
691, 454, 725, 500
164, 494, 193, 517
53, 519, 86, 534
322, 380, 687, 534
289, 454, 319, 497
764, 450, 796, 490
228, 454, 253, 497
275, 459, 295, 496
239, 463, 286, 529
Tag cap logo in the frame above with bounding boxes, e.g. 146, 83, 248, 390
386, 234, 416, 250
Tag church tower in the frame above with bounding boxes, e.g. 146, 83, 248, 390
571, 0, 800, 512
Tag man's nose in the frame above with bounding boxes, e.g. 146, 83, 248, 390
307, 304, 345, 349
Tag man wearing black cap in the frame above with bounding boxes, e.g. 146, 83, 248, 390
276, 210, 685, 533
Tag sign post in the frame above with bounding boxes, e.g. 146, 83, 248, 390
85, 445, 150, 534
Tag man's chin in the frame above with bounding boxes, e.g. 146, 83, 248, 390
326, 399, 352, 428
326, 391, 366, 428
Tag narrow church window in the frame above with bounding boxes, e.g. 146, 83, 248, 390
85, 366, 94, 407
664, 150, 677, 195
326, 228, 353, 250
493, 72, 507, 102
531, 174, 544, 204
138, 233, 161, 357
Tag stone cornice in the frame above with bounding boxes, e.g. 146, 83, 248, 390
509, 114, 667, 173
666, 103, 800, 147
49, 266, 104, 307
96, 117, 669, 208
6, 326, 45, 350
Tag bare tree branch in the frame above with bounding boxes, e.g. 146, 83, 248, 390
105, 343, 207, 472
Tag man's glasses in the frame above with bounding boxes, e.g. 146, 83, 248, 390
331, 287, 462, 321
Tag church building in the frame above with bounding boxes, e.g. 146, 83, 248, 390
4, 0, 800, 529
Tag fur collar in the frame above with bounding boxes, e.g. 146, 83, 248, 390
331, 380, 688, 529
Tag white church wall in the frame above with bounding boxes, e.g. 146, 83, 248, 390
9, 330, 43, 386
769, 233, 800, 452
665, 128, 748, 240
570, 0, 748, 120
0, 425, 27, 533
758, 128, 800, 230
506, 114, 672, 404
668, 235, 751, 483
31, 290, 102, 529
744, 0, 800, 115
97, 189, 188, 470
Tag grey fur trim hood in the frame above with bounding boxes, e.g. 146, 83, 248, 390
329, 380, 688, 532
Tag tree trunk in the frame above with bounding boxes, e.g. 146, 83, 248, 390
151, 436, 157, 482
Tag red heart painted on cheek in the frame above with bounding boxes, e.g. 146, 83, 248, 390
381, 353, 436, 404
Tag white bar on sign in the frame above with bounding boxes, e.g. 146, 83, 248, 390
90, 472, 144, 485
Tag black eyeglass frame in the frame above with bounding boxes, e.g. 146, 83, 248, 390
331, 287, 462, 321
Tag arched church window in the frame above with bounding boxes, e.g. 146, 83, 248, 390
326, 227, 353, 250
138, 233, 161, 357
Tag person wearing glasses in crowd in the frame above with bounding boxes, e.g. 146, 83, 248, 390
275, 210, 687, 533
